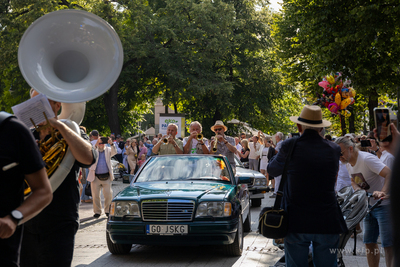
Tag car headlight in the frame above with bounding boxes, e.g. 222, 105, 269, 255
254, 179, 261, 186
110, 201, 141, 218
195, 202, 231, 217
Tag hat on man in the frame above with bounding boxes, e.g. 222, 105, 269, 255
290, 105, 331, 127
91, 130, 99, 137
211, 120, 228, 132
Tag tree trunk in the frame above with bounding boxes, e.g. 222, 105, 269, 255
103, 79, 121, 135
212, 108, 222, 123
340, 114, 346, 136
349, 111, 355, 134
367, 88, 379, 132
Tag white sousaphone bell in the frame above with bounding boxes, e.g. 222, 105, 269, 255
18, 9, 123, 193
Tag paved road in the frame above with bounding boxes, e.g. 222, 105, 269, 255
72, 180, 385, 267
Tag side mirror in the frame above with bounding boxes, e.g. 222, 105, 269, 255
237, 176, 254, 185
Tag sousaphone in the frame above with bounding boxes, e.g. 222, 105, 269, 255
18, 9, 123, 193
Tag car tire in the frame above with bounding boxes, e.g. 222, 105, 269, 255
251, 198, 262, 207
223, 215, 243, 256
106, 231, 132, 254
243, 210, 251, 232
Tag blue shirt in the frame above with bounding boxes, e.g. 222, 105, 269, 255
144, 143, 154, 156
95, 151, 109, 174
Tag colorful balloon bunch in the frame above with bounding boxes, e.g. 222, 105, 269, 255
315, 72, 356, 117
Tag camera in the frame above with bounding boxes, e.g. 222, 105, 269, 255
373, 108, 392, 142
360, 140, 371, 147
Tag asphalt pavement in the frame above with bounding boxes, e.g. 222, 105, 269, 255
72, 179, 386, 267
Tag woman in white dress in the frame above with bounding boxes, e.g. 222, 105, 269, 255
259, 137, 272, 186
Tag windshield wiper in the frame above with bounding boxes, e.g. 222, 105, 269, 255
187, 177, 221, 181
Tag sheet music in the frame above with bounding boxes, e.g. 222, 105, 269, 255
11, 94, 55, 128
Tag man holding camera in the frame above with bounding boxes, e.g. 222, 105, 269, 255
87, 137, 117, 218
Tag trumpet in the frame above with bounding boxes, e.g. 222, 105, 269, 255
212, 136, 218, 153
163, 135, 170, 144
196, 133, 203, 141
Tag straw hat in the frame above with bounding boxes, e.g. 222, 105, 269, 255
211, 120, 228, 132
290, 105, 331, 127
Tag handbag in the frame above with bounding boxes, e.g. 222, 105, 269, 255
84, 182, 92, 197
258, 137, 297, 239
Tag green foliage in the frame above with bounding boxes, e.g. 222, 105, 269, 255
273, 0, 400, 133
1, 0, 303, 136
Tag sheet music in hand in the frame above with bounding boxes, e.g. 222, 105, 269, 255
11, 94, 56, 128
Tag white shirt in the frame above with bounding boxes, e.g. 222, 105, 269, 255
248, 142, 261, 159
236, 143, 243, 153
380, 150, 394, 186
182, 138, 209, 154
336, 161, 351, 191
346, 151, 388, 205
91, 139, 98, 147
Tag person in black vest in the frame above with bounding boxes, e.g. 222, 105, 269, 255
268, 105, 347, 266
20, 90, 96, 267
0, 112, 53, 267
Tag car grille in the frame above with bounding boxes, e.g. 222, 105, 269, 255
141, 199, 195, 222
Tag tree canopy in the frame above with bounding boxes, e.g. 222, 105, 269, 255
1, 0, 297, 136
273, 0, 400, 134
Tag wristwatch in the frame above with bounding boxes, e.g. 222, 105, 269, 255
375, 147, 380, 152
173, 144, 177, 147
10, 210, 23, 223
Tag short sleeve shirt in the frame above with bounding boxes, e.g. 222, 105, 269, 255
182, 137, 209, 154
158, 138, 184, 155
214, 135, 236, 168
0, 117, 46, 217
346, 151, 387, 205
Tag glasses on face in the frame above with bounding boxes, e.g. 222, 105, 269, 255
99, 143, 105, 146
214, 128, 223, 132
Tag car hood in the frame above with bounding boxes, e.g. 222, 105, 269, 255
235, 167, 265, 178
115, 181, 236, 201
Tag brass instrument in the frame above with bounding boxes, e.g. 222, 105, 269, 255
196, 133, 203, 141
212, 136, 218, 153
163, 136, 170, 144
19, 10, 123, 195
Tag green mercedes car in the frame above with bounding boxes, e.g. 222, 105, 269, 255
106, 154, 252, 256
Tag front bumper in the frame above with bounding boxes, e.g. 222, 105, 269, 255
107, 219, 238, 246
248, 187, 269, 199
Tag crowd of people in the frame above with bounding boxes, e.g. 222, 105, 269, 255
2, 97, 399, 267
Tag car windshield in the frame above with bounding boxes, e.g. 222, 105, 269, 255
135, 156, 232, 183
234, 155, 243, 168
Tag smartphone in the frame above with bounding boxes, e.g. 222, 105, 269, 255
360, 140, 371, 147
374, 108, 392, 142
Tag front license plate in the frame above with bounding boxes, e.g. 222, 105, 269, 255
146, 225, 188, 235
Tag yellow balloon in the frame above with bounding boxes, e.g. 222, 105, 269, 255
327, 75, 335, 84
340, 98, 351, 110
350, 88, 356, 97
335, 92, 341, 105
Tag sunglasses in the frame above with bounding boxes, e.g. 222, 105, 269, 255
214, 128, 223, 131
